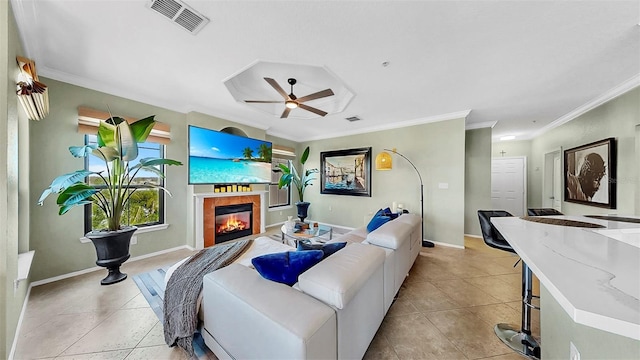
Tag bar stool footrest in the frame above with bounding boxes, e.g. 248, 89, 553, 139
494, 323, 541, 360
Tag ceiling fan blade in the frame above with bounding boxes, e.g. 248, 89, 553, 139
298, 103, 328, 117
244, 100, 282, 103
264, 78, 289, 100
280, 107, 291, 118
296, 89, 334, 103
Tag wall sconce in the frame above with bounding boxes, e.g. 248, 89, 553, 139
16, 56, 49, 121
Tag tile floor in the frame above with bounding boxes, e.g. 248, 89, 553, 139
14, 232, 539, 360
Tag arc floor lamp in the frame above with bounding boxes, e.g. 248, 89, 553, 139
376, 149, 434, 248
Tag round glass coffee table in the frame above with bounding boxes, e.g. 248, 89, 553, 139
281, 223, 333, 247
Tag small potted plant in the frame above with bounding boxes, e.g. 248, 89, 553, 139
278, 146, 318, 222
38, 114, 182, 285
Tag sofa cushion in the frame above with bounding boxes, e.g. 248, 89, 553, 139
297, 241, 347, 259
367, 213, 420, 250
252, 250, 324, 286
298, 243, 385, 309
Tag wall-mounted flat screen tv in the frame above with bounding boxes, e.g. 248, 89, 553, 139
188, 125, 272, 185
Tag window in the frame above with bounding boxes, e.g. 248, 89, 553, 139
84, 134, 165, 232
269, 157, 291, 208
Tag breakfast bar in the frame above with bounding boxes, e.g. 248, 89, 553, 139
491, 216, 640, 359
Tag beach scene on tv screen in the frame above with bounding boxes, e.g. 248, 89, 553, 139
189, 127, 272, 184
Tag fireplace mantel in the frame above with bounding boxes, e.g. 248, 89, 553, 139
194, 191, 267, 249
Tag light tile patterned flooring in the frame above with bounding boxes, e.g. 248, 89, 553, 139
15, 232, 539, 359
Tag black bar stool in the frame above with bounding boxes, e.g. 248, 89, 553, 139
477, 210, 541, 359
527, 208, 563, 216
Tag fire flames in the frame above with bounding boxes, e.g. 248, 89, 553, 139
216, 215, 247, 234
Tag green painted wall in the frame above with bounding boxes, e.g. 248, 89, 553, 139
492, 139, 532, 159
302, 118, 466, 247
464, 128, 492, 236
1, 1, 30, 357
28, 80, 277, 278
530, 88, 640, 215
265, 134, 299, 226
540, 284, 640, 359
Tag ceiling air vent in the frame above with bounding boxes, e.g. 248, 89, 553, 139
148, 0, 209, 35
345, 116, 362, 122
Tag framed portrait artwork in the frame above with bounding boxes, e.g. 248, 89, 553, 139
320, 147, 372, 197
564, 138, 616, 208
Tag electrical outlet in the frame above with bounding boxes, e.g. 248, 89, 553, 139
570, 341, 580, 360
329, 206, 332, 211
279, 211, 282, 215
131, 235, 137, 245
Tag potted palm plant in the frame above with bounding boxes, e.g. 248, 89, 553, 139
278, 146, 318, 222
38, 114, 182, 285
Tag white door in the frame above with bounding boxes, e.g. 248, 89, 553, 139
491, 157, 526, 216
553, 155, 562, 211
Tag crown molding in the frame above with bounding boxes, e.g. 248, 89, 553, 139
530, 74, 640, 139
466, 121, 497, 130
273, 109, 472, 142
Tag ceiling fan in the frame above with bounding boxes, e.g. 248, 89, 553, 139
245, 78, 335, 118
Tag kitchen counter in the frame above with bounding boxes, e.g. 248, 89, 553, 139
491, 215, 640, 340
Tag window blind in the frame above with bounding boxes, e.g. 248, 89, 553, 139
77, 106, 171, 144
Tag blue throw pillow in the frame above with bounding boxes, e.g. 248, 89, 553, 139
297, 241, 347, 259
384, 207, 401, 219
251, 250, 324, 286
367, 215, 392, 232
374, 208, 387, 217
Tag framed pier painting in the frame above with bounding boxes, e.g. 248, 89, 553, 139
320, 147, 371, 197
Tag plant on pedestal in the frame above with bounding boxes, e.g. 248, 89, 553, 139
38, 114, 182, 285
278, 146, 318, 222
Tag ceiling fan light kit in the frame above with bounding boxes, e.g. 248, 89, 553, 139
223, 60, 356, 120
244, 77, 335, 118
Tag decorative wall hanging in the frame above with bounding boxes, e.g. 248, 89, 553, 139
564, 138, 616, 208
16, 56, 49, 120
320, 147, 371, 197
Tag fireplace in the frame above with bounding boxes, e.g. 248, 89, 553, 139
214, 203, 253, 244
196, 192, 265, 249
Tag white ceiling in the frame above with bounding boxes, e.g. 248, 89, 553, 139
11, 0, 640, 142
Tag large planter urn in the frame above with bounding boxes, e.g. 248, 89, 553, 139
296, 202, 311, 222
86, 226, 136, 285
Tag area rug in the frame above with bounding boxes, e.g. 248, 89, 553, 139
132, 267, 211, 359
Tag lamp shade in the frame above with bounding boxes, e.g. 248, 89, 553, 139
375, 151, 393, 170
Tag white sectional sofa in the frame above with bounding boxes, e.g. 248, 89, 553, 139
201, 213, 422, 359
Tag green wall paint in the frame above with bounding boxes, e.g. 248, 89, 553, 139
464, 128, 492, 236
265, 134, 299, 226
301, 118, 466, 247
530, 88, 640, 215
28, 82, 278, 279
1, 1, 30, 357
492, 139, 532, 159
540, 284, 640, 359
29, 79, 190, 280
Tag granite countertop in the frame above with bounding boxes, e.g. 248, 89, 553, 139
491, 215, 640, 340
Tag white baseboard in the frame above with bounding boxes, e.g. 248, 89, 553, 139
464, 234, 483, 239
30, 245, 192, 287
9, 285, 32, 360
429, 239, 465, 249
